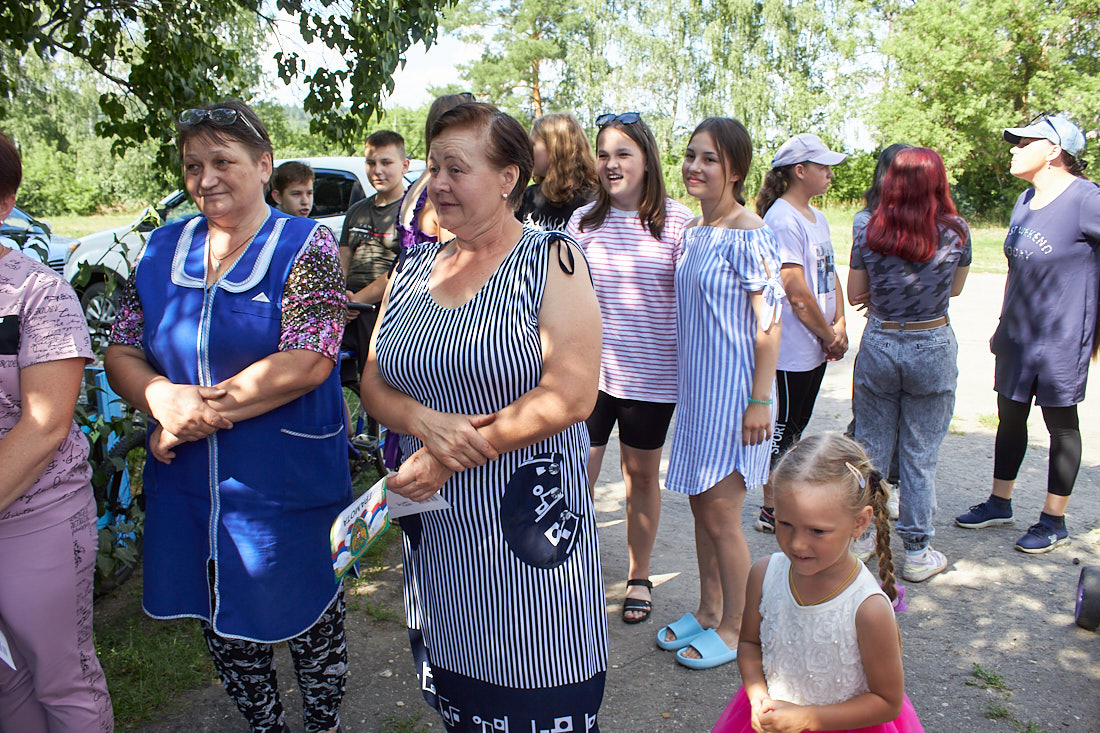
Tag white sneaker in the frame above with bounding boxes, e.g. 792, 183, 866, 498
901, 546, 947, 582
851, 530, 876, 562
885, 482, 900, 520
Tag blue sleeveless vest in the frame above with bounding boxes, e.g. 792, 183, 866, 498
136, 208, 351, 642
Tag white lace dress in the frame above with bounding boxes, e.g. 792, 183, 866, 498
760, 552, 889, 705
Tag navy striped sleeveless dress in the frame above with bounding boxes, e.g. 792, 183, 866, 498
375, 228, 608, 731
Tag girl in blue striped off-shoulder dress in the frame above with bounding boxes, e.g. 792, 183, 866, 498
658, 118, 785, 670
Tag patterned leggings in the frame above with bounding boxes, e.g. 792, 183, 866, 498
200, 590, 347, 733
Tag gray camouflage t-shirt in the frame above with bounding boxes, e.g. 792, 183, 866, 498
851, 210, 971, 321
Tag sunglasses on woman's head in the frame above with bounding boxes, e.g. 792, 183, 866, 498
595, 112, 642, 128
1026, 112, 1062, 148
179, 108, 262, 141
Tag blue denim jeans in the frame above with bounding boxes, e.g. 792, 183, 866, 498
852, 317, 958, 551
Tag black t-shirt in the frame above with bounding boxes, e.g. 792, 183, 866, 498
339, 194, 402, 291
515, 184, 593, 232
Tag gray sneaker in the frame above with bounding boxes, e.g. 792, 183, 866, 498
901, 546, 947, 582
851, 529, 876, 562
885, 482, 900, 520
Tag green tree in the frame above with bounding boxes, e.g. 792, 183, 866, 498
442, 0, 599, 120
874, 0, 1100, 218
1, 0, 455, 172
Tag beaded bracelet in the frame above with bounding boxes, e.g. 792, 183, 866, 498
747, 397, 773, 406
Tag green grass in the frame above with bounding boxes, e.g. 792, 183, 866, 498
380, 711, 430, 732
50, 202, 1012, 273
94, 582, 215, 731
977, 413, 1000, 430
821, 202, 1007, 275
964, 663, 1049, 733
46, 209, 145, 240
967, 663, 1009, 692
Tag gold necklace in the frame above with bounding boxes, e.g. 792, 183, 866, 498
790, 557, 860, 607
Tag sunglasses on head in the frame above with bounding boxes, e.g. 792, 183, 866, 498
1026, 112, 1061, 148
595, 112, 642, 128
179, 108, 262, 141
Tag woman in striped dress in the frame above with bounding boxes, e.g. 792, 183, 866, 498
361, 103, 607, 730
566, 113, 692, 624
659, 117, 784, 670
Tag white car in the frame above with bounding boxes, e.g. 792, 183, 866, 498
65, 156, 425, 347
2, 205, 79, 274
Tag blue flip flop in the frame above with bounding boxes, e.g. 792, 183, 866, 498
656, 612, 707, 651
675, 628, 738, 669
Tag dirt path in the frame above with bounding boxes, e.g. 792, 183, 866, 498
136, 270, 1100, 732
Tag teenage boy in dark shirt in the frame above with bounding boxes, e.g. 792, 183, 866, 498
339, 130, 410, 381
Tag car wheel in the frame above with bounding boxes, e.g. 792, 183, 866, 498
81, 281, 119, 353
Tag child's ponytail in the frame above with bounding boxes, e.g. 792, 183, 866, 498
755, 165, 792, 216
868, 469, 898, 602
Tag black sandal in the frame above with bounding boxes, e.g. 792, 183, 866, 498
622, 578, 654, 624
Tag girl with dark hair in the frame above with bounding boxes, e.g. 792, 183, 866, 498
566, 113, 692, 624
659, 117, 784, 669
752, 134, 848, 536
955, 114, 1099, 553
516, 113, 597, 230
849, 147, 970, 583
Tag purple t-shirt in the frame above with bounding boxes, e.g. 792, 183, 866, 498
0, 250, 94, 537
991, 177, 1100, 406
851, 210, 971, 321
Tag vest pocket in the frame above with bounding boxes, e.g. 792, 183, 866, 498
231, 300, 280, 319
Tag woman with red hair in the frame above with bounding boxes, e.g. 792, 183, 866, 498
847, 147, 970, 584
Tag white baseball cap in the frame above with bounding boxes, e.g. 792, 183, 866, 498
771, 133, 847, 168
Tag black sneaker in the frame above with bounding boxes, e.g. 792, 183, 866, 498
754, 507, 776, 533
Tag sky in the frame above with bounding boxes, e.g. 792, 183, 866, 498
262, 18, 480, 111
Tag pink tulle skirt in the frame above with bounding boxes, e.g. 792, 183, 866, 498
712, 686, 924, 733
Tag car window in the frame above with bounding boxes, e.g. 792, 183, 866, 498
165, 198, 200, 225
312, 170, 365, 218
1, 207, 42, 243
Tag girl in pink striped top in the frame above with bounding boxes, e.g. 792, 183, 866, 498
567, 113, 693, 625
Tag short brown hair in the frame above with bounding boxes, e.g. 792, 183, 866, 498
272, 161, 314, 193
0, 131, 21, 200
177, 100, 273, 162
429, 102, 533, 209
366, 130, 406, 155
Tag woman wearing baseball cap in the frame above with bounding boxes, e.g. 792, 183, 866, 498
955, 114, 1100, 553
753, 133, 849, 533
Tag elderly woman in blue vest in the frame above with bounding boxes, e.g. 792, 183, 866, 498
104, 100, 351, 733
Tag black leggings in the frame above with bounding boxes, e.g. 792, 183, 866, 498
993, 394, 1081, 497
770, 364, 827, 467
200, 589, 347, 733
